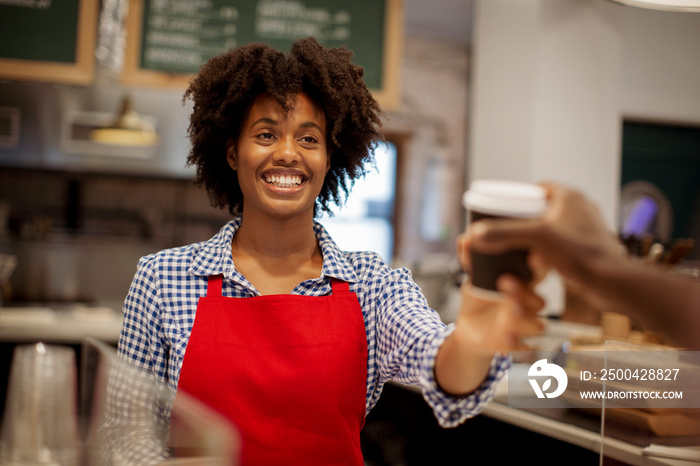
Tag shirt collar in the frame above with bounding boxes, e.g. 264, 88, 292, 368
189, 217, 360, 284
188, 217, 240, 280
314, 221, 360, 284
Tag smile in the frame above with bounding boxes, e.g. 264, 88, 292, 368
263, 173, 305, 188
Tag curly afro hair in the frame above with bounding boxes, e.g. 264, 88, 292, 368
183, 37, 385, 216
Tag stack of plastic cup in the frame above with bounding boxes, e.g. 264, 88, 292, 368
0, 343, 80, 466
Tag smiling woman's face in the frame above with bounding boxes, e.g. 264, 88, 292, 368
228, 92, 330, 220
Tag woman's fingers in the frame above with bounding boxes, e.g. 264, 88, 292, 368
459, 224, 551, 285
458, 276, 545, 354
527, 251, 551, 286
498, 275, 545, 337
456, 232, 472, 272
499, 275, 545, 315
468, 218, 545, 254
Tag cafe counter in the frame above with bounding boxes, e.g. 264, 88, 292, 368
0, 305, 122, 344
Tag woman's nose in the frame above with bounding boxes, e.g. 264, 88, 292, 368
274, 136, 298, 164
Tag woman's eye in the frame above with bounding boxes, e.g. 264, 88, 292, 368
300, 136, 319, 144
257, 132, 274, 140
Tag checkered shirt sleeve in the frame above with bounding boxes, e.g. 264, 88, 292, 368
117, 218, 508, 429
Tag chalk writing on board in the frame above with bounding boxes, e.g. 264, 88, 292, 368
139, 0, 358, 73
0, 0, 52, 8
256, 1, 351, 41
141, 1, 239, 71
123, 0, 400, 108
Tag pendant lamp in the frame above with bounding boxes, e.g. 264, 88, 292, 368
90, 96, 159, 147
610, 0, 700, 12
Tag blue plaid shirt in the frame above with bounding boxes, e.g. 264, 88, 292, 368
118, 217, 508, 427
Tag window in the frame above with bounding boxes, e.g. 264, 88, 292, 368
318, 142, 397, 263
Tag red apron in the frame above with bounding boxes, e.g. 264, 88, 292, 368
177, 274, 368, 465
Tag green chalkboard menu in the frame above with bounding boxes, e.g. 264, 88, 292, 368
0, 0, 98, 85
122, 0, 403, 108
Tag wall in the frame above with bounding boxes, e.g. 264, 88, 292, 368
469, 0, 623, 225
621, 7, 700, 124
469, 0, 700, 229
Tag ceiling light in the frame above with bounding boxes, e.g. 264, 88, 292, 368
611, 0, 700, 12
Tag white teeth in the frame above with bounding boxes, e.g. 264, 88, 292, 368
264, 174, 303, 187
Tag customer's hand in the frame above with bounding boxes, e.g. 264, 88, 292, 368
462, 183, 626, 292
458, 181, 700, 351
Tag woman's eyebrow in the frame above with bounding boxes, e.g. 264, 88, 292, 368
251, 117, 278, 126
299, 121, 324, 132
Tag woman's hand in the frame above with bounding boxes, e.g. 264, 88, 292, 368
453, 218, 548, 355
454, 276, 545, 356
434, 232, 546, 397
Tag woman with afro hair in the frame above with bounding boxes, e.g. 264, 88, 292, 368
118, 37, 544, 464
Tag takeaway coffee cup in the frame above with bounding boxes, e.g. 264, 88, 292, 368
463, 180, 547, 299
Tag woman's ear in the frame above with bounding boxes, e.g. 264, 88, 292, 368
226, 141, 237, 170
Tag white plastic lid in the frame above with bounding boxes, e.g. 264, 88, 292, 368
463, 179, 547, 218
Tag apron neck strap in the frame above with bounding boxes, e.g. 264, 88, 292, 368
207, 275, 350, 296
207, 274, 224, 297
330, 278, 350, 294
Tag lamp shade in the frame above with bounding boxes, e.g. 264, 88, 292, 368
611, 0, 700, 12
90, 96, 159, 147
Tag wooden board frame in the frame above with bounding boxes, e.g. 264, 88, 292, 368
0, 0, 98, 86
121, 0, 403, 109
